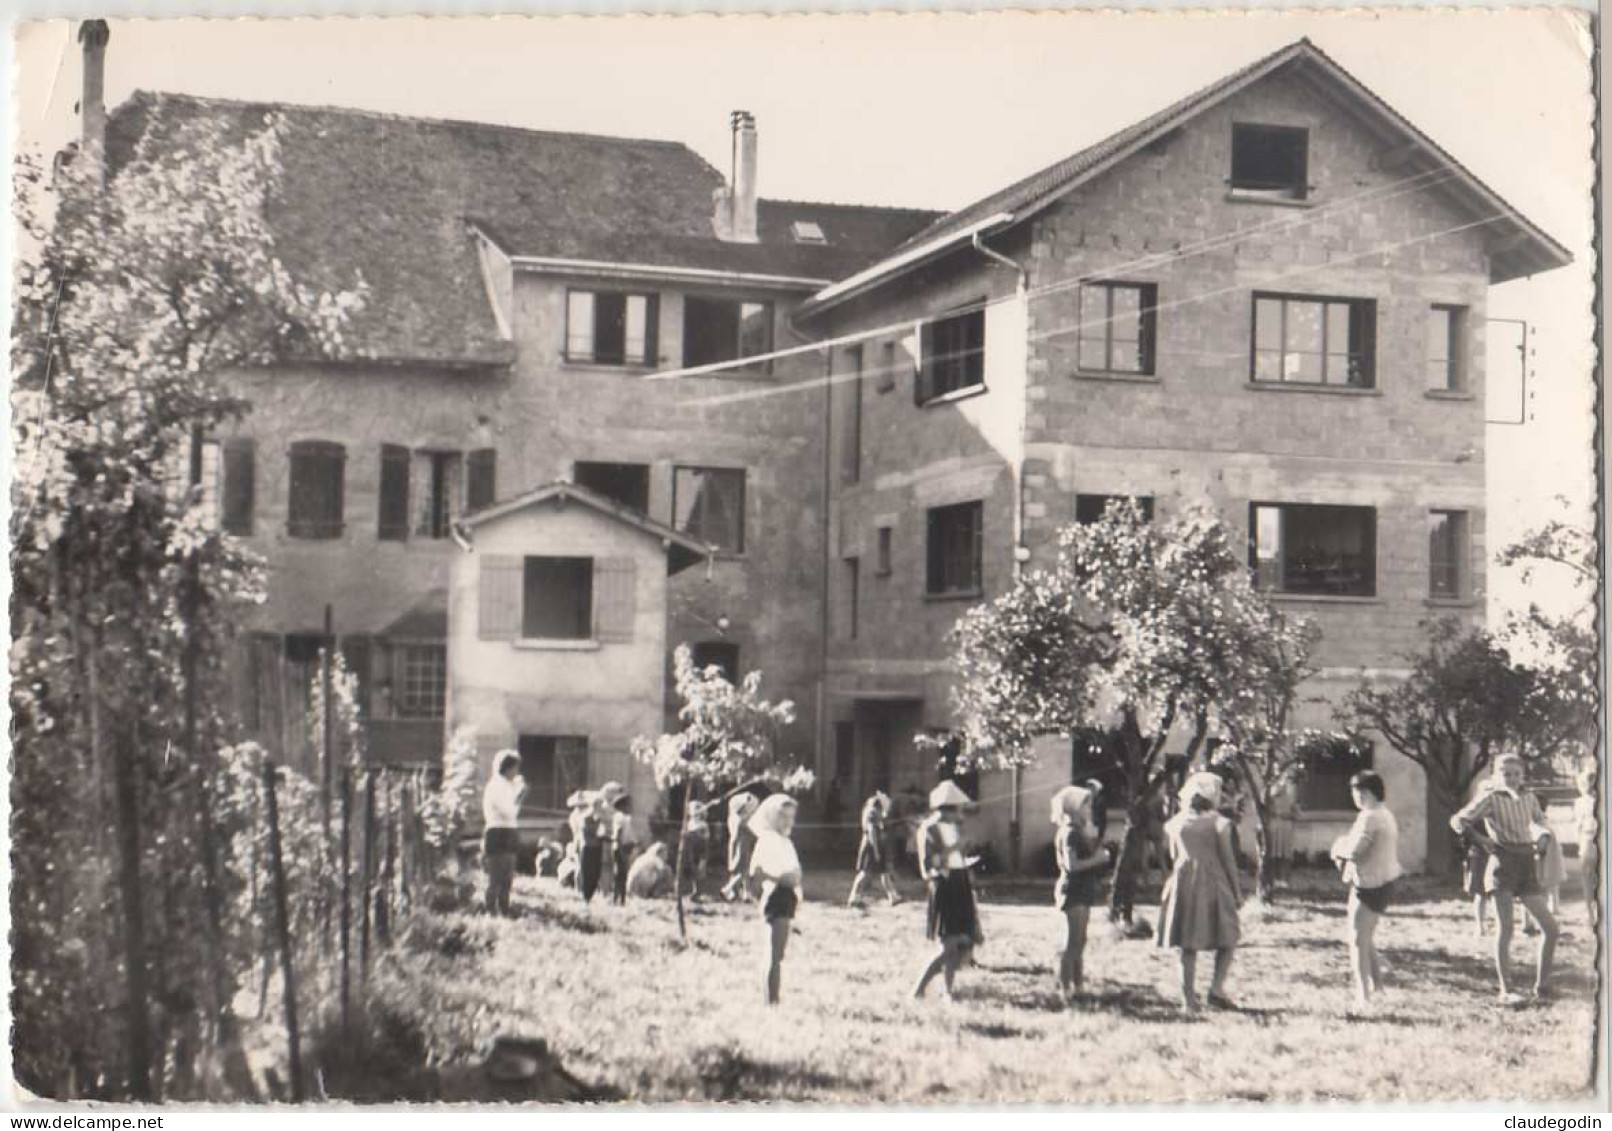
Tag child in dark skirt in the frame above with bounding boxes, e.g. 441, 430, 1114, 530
747, 793, 803, 1006
913, 781, 983, 1002
1051, 784, 1113, 1004
568, 790, 607, 911
847, 791, 901, 908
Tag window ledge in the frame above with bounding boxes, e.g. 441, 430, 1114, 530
1224, 192, 1315, 209
1073, 371, 1161, 385
1424, 389, 1475, 402
1425, 597, 1481, 610
561, 358, 657, 373
513, 638, 602, 652
924, 589, 985, 603
1245, 382, 1381, 397
920, 384, 988, 409
1265, 593, 1383, 606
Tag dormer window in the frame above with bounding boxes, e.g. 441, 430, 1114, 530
790, 220, 827, 244
1230, 124, 1309, 201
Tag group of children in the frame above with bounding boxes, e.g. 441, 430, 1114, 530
484, 747, 1595, 1012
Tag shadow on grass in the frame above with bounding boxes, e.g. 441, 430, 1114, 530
972, 982, 1204, 1025
519, 902, 610, 934
690, 1046, 874, 1101
962, 1020, 1037, 1040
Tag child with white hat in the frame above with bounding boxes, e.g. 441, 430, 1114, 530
912, 780, 983, 1002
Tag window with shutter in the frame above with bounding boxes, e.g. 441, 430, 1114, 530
593, 558, 637, 643
467, 449, 497, 512
413, 451, 462, 539
287, 440, 346, 539
222, 438, 255, 536
340, 634, 373, 716
477, 555, 524, 640
522, 556, 593, 639
378, 444, 410, 541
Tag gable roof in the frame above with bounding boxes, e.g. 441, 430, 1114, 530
106, 92, 937, 368
457, 481, 714, 574
796, 38, 1570, 320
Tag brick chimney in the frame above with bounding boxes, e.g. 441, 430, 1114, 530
77, 20, 110, 167
713, 110, 759, 243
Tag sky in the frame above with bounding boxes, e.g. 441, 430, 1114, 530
9, 9, 1598, 621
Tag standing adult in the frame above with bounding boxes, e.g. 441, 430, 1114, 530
1450, 754, 1560, 1004
1051, 784, 1112, 1004
722, 792, 760, 903
569, 790, 607, 911
912, 781, 982, 1002
481, 750, 525, 917
748, 793, 803, 1006
1266, 778, 1299, 887
848, 791, 901, 909
1330, 771, 1401, 1012
1157, 771, 1243, 1013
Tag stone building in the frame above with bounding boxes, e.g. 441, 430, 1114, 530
797, 39, 1569, 869
78, 33, 1568, 867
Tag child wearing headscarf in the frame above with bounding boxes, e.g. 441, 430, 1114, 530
913, 780, 982, 1002
722, 792, 760, 903
1051, 783, 1113, 1003
748, 793, 803, 1005
599, 782, 634, 907
848, 791, 901, 909
1158, 771, 1243, 1012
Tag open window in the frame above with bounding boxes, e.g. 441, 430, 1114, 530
1252, 294, 1376, 388
926, 501, 984, 597
1428, 510, 1469, 600
522, 556, 594, 640
566, 290, 658, 366
1250, 503, 1377, 598
683, 296, 773, 370
916, 305, 986, 405
575, 460, 651, 515
1230, 124, 1309, 201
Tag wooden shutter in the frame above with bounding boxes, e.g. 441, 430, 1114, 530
288, 441, 345, 538
467, 448, 497, 512
222, 439, 255, 536
914, 322, 934, 405
478, 555, 523, 640
378, 445, 410, 541
593, 557, 637, 643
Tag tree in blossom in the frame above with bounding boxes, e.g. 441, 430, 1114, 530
632, 645, 810, 937
944, 500, 1322, 913
10, 105, 363, 1100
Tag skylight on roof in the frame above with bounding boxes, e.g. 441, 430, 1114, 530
790, 220, 827, 244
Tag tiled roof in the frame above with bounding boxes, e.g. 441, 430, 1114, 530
804, 38, 1569, 316
105, 92, 937, 367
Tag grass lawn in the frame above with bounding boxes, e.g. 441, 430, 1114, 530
356, 867, 1601, 1104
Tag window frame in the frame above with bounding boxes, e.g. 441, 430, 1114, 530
1229, 123, 1310, 201
925, 500, 985, 598
1248, 501, 1378, 599
394, 640, 447, 720
287, 439, 347, 540
875, 525, 893, 577
1299, 736, 1374, 812
844, 555, 861, 640
681, 294, 775, 373
1076, 281, 1159, 376
1427, 304, 1468, 393
1428, 509, 1470, 601
1250, 292, 1377, 390
671, 465, 747, 555
916, 303, 987, 406
840, 345, 864, 485
574, 460, 652, 515
520, 555, 595, 641
564, 288, 660, 367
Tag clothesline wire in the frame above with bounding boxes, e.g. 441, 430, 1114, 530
641, 160, 1465, 396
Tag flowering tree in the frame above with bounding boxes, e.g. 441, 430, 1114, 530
632, 645, 808, 937
946, 501, 1315, 908
1206, 592, 1324, 903
1341, 618, 1579, 874
10, 107, 362, 1100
